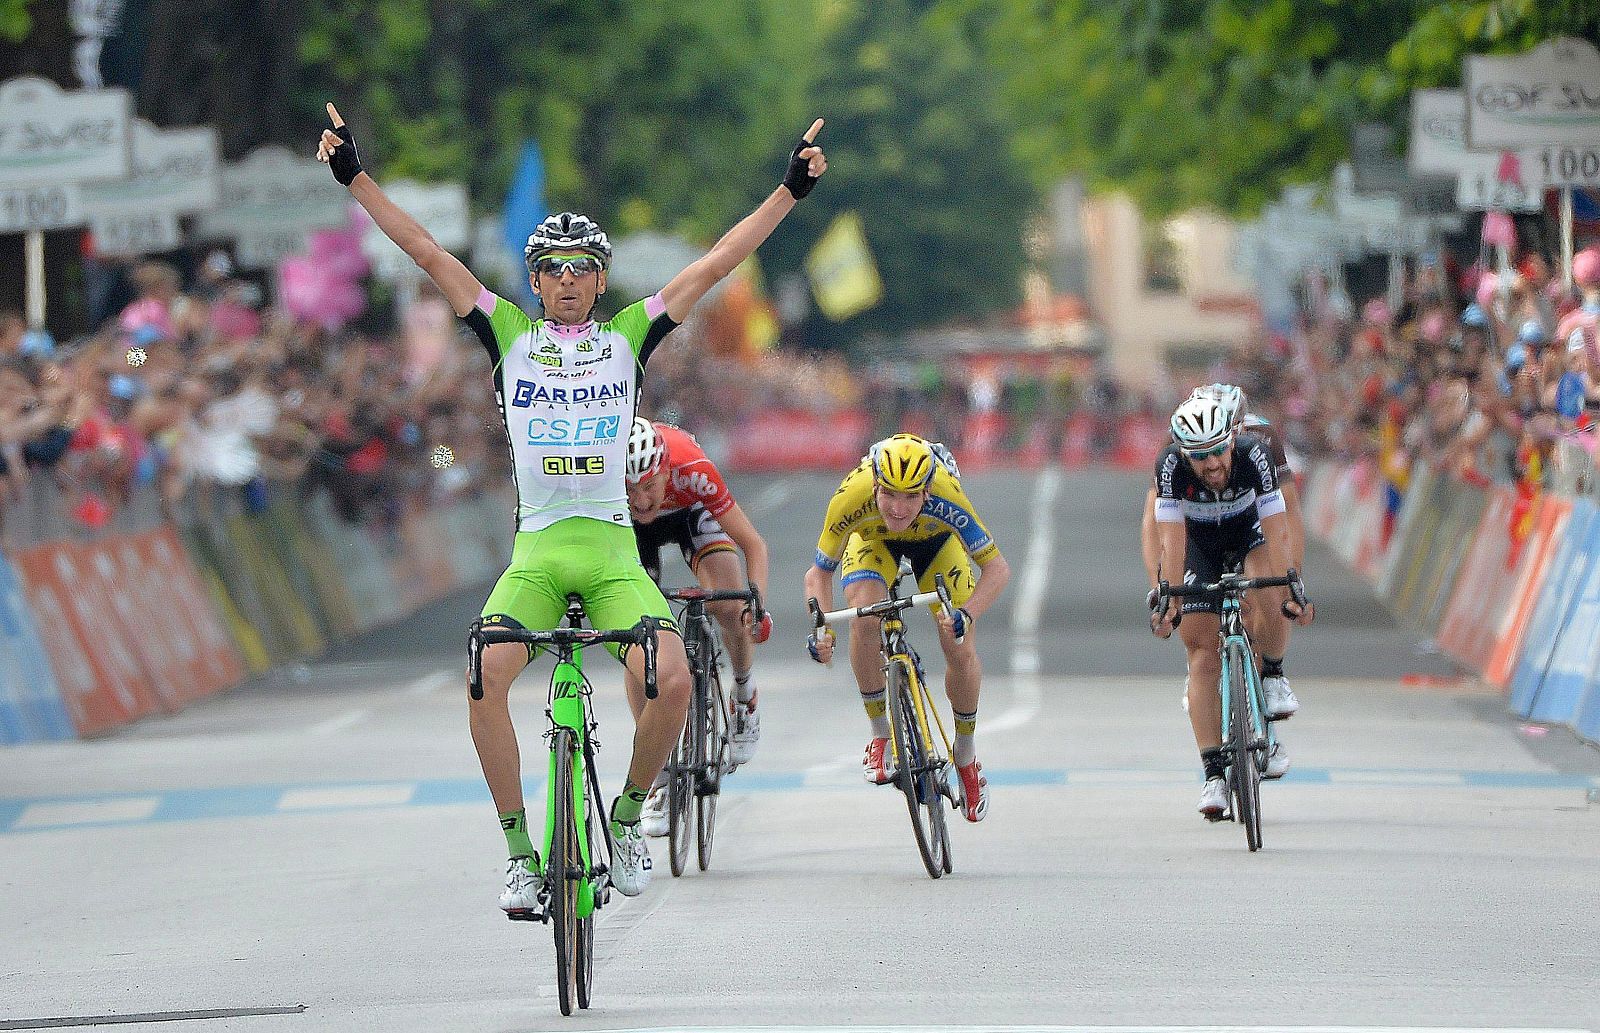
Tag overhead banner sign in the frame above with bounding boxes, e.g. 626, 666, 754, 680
1457, 151, 1548, 213
197, 145, 351, 269
82, 120, 219, 217
361, 179, 469, 279
0, 75, 130, 190
1466, 36, 1600, 149
0, 183, 84, 233
198, 144, 349, 235
1410, 89, 1470, 176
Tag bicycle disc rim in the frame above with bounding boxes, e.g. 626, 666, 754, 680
667, 725, 693, 877
551, 728, 578, 1015
697, 670, 726, 871
1226, 642, 1263, 851
889, 665, 942, 879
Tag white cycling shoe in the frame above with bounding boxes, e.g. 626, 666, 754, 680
1263, 741, 1290, 779
499, 856, 541, 915
1263, 675, 1300, 719
730, 694, 760, 767
640, 784, 669, 838
1197, 776, 1230, 820
609, 822, 653, 897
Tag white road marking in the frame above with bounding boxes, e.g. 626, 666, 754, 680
15, 797, 160, 829
278, 784, 415, 810
405, 670, 456, 697
309, 708, 372, 736
984, 465, 1060, 735
747, 477, 797, 518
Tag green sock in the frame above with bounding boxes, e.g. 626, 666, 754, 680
610, 781, 648, 827
500, 809, 536, 860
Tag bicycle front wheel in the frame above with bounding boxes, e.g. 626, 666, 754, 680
888, 660, 945, 879
550, 728, 580, 1015
1225, 641, 1263, 852
667, 687, 698, 878
696, 665, 729, 871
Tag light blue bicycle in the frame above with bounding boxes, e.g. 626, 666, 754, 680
1163, 570, 1298, 852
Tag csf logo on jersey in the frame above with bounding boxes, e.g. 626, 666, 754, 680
543, 455, 605, 475
527, 415, 621, 446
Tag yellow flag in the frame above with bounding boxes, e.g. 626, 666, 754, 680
806, 211, 883, 322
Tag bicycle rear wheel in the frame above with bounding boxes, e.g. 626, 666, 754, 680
1225, 641, 1263, 852
667, 687, 698, 878
888, 661, 944, 879
696, 666, 729, 871
550, 728, 579, 1015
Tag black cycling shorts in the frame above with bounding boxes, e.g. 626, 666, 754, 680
1181, 528, 1266, 616
633, 504, 736, 584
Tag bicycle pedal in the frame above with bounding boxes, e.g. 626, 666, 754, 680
504, 908, 546, 923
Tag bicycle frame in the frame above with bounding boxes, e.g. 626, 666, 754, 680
1215, 590, 1271, 777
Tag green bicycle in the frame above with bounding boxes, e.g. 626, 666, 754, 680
469, 595, 660, 1016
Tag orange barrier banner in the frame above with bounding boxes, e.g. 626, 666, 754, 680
1436, 488, 1517, 672
1112, 414, 1167, 470
1484, 496, 1572, 688
11, 542, 160, 736
135, 528, 245, 702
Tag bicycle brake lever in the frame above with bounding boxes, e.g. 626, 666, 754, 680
933, 574, 964, 645
642, 619, 659, 700
807, 597, 824, 631
467, 619, 485, 701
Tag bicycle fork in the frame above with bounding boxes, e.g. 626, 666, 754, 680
544, 658, 599, 919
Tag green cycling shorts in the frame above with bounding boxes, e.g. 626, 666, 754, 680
481, 516, 677, 661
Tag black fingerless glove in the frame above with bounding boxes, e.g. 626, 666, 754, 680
328, 124, 364, 187
782, 138, 819, 200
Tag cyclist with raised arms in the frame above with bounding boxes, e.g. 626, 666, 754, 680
622, 417, 772, 835
317, 104, 827, 909
803, 434, 1011, 822
1148, 395, 1313, 818
1140, 383, 1305, 720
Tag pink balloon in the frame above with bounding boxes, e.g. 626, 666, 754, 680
1575, 248, 1600, 288
1476, 272, 1499, 309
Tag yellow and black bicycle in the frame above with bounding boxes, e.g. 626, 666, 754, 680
810, 557, 962, 879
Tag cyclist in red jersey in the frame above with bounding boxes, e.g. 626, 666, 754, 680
625, 418, 772, 835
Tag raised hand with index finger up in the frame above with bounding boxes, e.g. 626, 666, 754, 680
316, 102, 365, 187
782, 118, 828, 200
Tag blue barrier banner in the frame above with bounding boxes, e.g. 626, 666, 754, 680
1510, 499, 1599, 717
1525, 508, 1600, 725
0, 551, 75, 743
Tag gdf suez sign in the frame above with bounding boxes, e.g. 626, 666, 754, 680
543, 455, 605, 476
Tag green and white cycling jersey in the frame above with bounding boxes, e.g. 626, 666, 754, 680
464, 287, 678, 533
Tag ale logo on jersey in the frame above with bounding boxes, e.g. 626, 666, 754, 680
526, 414, 622, 446
511, 378, 630, 407
544, 455, 605, 475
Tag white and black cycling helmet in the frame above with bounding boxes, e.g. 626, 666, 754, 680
1170, 395, 1234, 454
524, 212, 613, 271
1192, 383, 1246, 429
625, 417, 666, 485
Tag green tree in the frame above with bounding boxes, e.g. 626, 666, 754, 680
762, 0, 1039, 342
0, 0, 35, 43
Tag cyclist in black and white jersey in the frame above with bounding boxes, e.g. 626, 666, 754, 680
1140, 383, 1307, 720
1148, 395, 1314, 818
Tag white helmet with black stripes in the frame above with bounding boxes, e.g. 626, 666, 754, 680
1170, 395, 1233, 453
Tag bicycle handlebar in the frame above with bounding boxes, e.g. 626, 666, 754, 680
468, 620, 659, 701
808, 573, 962, 644
1164, 574, 1295, 598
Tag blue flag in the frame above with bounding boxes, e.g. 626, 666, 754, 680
503, 141, 547, 303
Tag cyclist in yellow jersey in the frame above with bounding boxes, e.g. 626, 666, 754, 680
803, 434, 1011, 821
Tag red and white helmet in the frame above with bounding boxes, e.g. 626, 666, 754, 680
625, 417, 666, 485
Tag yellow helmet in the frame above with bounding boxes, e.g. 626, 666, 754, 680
871, 434, 936, 493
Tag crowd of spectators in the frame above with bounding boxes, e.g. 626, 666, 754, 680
1239, 241, 1600, 502
0, 258, 509, 549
